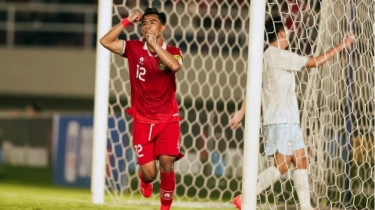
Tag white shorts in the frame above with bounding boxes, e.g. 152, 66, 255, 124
263, 123, 305, 156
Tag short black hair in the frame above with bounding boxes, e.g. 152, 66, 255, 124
28, 101, 44, 112
142, 7, 166, 25
265, 16, 285, 43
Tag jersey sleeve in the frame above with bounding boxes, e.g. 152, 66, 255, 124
170, 47, 183, 65
279, 50, 308, 71
267, 49, 308, 71
121, 40, 130, 58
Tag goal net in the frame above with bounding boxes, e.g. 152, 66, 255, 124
102, 0, 374, 209
299, 1, 374, 210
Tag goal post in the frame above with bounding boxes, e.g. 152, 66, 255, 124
92, 0, 374, 209
91, 0, 113, 204
241, 0, 266, 209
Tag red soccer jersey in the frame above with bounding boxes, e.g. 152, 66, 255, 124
122, 40, 183, 124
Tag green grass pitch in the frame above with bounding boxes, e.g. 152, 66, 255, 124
0, 165, 236, 210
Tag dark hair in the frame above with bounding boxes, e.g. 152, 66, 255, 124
265, 16, 285, 43
28, 101, 44, 112
142, 7, 166, 25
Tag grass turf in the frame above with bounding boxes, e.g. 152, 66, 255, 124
0, 182, 238, 210
0, 165, 236, 210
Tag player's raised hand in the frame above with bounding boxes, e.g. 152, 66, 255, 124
343, 32, 355, 47
229, 111, 245, 130
128, 10, 142, 24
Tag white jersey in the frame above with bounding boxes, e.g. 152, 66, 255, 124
262, 45, 308, 125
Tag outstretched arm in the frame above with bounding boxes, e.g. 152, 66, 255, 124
305, 32, 355, 68
229, 96, 246, 130
99, 11, 143, 54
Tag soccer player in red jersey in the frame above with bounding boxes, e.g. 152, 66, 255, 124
99, 7, 183, 210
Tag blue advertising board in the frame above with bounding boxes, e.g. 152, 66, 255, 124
52, 114, 134, 188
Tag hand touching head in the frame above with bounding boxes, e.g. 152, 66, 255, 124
128, 10, 143, 24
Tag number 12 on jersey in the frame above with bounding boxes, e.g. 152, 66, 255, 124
136, 65, 146, 82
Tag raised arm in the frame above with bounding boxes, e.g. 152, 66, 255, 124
229, 96, 246, 130
305, 32, 355, 68
99, 11, 143, 54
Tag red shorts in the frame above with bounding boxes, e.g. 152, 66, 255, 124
132, 121, 184, 165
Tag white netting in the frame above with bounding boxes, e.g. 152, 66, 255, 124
300, 1, 374, 209
104, 0, 374, 209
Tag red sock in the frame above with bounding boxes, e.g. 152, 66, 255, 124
159, 171, 175, 206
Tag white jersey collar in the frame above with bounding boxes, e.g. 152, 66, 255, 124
143, 41, 167, 57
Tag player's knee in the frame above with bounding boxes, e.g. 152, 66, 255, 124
159, 162, 174, 172
295, 156, 308, 169
140, 161, 158, 182
277, 164, 289, 174
158, 156, 176, 172
276, 159, 293, 174
142, 170, 158, 182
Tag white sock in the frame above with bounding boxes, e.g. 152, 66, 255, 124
293, 169, 312, 209
257, 166, 281, 194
